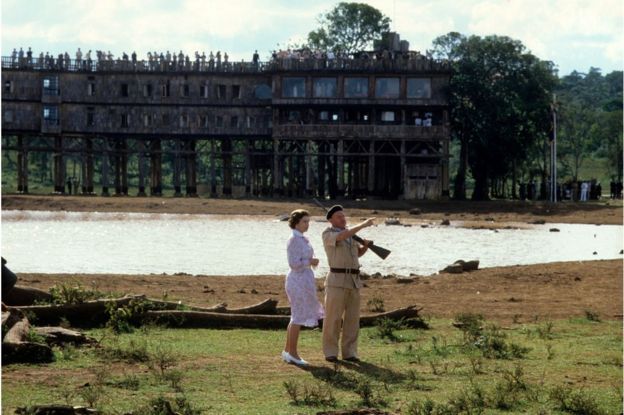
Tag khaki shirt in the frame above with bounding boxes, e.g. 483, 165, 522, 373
322, 226, 361, 289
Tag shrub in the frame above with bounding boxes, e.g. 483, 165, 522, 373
584, 309, 601, 322
150, 346, 178, 378
373, 317, 407, 342
549, 385, 605, 415
284, 379, 336, 407
113, 373, 140, 391
49, 282, 104, 305
454, 312, 485, 343
132, 395, 201, 415
25, 329, 46, 344
475, 324, 531, 359
106, 299, 156, 333
367, 295, 386, 312
97, 339, 151, 363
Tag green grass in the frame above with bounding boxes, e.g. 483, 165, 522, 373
2, 317, 622, 414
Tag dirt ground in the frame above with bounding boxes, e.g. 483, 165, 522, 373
2, 194, 622, 225
16, 259, 622, 323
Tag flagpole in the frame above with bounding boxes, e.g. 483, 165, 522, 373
553, 94, 557, 202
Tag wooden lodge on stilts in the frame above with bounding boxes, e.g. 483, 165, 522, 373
1, 41, 451, 200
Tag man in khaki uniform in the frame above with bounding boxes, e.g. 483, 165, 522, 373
322, 205, 375, 362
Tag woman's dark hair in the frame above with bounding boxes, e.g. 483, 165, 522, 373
288, 209, 310, 229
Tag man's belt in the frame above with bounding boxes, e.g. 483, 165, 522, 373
329, 268, 360, 274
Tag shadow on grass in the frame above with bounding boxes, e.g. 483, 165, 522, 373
299, 359, 406, 390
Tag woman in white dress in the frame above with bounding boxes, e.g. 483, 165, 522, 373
282, 209, 324, 366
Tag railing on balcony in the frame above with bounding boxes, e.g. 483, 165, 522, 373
273, 123, 448, 139
2, 56, 450, 74
1, 56, 271, 73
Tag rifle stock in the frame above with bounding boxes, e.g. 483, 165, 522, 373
352, 235, 391, 260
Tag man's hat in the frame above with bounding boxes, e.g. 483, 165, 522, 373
326, 204, 343, 220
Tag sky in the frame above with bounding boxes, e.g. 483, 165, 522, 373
1, 0, 622, 76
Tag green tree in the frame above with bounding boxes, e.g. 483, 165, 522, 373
595, 109, 623, 181
432, 33, 557, 200
558, 101, 594, 181
557, 69, 623, 183
307, 2, 391, 54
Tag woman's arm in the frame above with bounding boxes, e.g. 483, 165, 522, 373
287, 238, 310, 272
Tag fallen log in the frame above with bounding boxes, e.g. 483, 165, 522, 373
11, 296, 279, 327
33, 327, 97, 346
145, 310, 290, 329
2, 308, 54, 364
144, 298, 278, 314
3, 285, 53, 306
359, 305, 423, 326
15, 405, 98, 415
143, 306, 423, 329
10, 295, 148, 326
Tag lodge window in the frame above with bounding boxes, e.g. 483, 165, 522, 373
313, 78, 337, 98
43, 106, 59, 125
217, 84, 226, 99
43, 77, 59, 96
121, 113, 130, 127
200, 84, 209, 98
375, 77, 400, 98
200, 115, 209, 127
380, 110, 398, 122
282, 77, 305, 98
87, 107, 95, 126
317, 110, 340, 122
120, 83, 129, 97
344, 77, 368, 98
161, 82, 170, 97
232, 85, 241, 99
181, 84, 190, 97
407, 78, 431, 99
143, 84, 153, 97
179, 114, 189, 127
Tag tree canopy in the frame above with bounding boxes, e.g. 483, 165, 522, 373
307, 2, 391, 54
432, 32, 558, 200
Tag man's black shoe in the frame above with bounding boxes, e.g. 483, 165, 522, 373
325, 356, 338, 362
343, 356, 361, 363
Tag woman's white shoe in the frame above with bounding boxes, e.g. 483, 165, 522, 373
281, 351, 308, 366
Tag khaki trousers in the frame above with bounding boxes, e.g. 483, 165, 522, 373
322, 285, 360, 359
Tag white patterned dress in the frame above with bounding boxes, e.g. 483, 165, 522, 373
285, 229, 325, 327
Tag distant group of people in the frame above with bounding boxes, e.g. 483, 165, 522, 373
7, 47, 257, 73
519, 180, 612, 201
65, 177, 80, 195
6, 45, 442, 73
609, 180, 623, 199
413, 111, 433, 127
271, 47, 424, 62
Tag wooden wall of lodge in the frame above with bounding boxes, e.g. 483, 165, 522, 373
2, 68, 451, 199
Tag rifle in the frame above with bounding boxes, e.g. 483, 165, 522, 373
312, 198, 391, 260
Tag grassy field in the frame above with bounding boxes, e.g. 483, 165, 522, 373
2, 314, 622, 414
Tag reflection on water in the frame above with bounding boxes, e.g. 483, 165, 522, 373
2, 210, 622, 276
